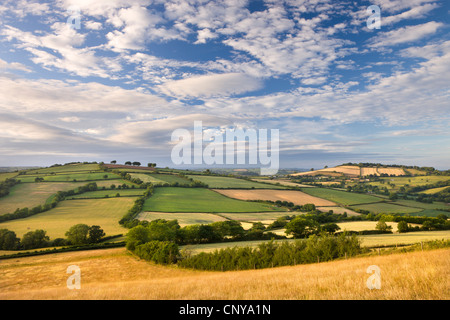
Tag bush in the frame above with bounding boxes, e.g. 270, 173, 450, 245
134, 241, 179, 264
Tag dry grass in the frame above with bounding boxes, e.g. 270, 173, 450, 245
213, 189, 336, 207
0, 247, 448, 300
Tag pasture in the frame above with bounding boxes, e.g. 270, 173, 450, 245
66, 189, 146, 199
0, 172, 18, 182
213, 189, 337, 207
25, 163, 100, 174
299, 187, 382, 206
350, 202, 423, 214
137, 211, 227, 226
0, 198, 132, 239
187, 175, 286, 189
0, 182, 87, 215
142, 187, 282, 213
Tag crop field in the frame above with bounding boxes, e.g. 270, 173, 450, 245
186, 175, 286, 189
251, 178, 312, 187
337, 221, 399, 233
300, 187, 382, 206
95, 179, 136, 188
66, 189, 146, 199
381, 176, 449, 187
0, 198, 132, 239
350, 202, 423, 214
219, 212, 293, 222
137, 211, 227, 226
142, 187, 282, 213
0, 182, 87, 215
420, 186, 449, 194
129, 173, 165, 184
213, 189, 337, 207
361, 168, 378, 176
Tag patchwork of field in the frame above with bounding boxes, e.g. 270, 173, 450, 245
381, 176, 449, 188
0, 198, 132, 239
137, 212, 227, 226
187, 175, 286, 189
142, 187, 282, 213
300, 187, 382, 206
0, 182, 87, 215
291, 166, 408, 177
213, 189, 337, 206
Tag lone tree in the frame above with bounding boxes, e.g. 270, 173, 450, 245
132, 161, 141, 166
88, 225, 105, 243
110, 160, 117, 164
375, 220, 392, 232
21, 229, 49, 249
125, 161, 132, 165
285, 216, 319, 238
65, 224, 90, 245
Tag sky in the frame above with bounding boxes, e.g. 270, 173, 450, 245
0, 0, 449, 170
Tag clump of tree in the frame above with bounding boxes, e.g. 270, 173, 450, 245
133, 241, 179, 265
65, 224, 106, 245
178, 233, 362, 271
0, 178, 20, 198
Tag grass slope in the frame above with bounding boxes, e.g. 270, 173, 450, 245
0, 247, 448, 299
0, 198, 133, 239
300, 187, 382, 205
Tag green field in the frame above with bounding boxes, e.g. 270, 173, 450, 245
67, 189, 146, 199
350, 202, 423, 214
129, 173, 165, 184
17, 172, 121, 183
137, 211, 228, 226
420, 186, 449, 194
300, 187, 382, 205
0, 182, 87, 215
148, 174, 191, 185
393, 199, 449, 210
186, 175, 286, 189
25, 163, 100, 174
0, 198, 132, 239
142, 187, 282, 213
0, 172, 18, 182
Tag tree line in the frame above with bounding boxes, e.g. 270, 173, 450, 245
0, 178, 20, 198
0, 224, 106, 250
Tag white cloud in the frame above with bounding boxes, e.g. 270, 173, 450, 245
0, 58, 31, 72
158, 73, 264, 98
368, 21, 443, 48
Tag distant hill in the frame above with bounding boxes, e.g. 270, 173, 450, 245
0, 166, 40, 173
289, 165, 413, 177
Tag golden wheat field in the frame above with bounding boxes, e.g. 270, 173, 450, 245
0, 247, 448, 300
213, 189, 336, 207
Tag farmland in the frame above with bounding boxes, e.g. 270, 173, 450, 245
137, 212, 227, 226
142, 187, 282, 213
350, 203, 423, 214
213, 189, 337, 206
187, 175, 287, 189
299, 187, 382, 206
0, 198, 132, 239
0, 182, 87, 215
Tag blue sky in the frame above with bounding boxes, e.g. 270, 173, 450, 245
0, 0, 449, 170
